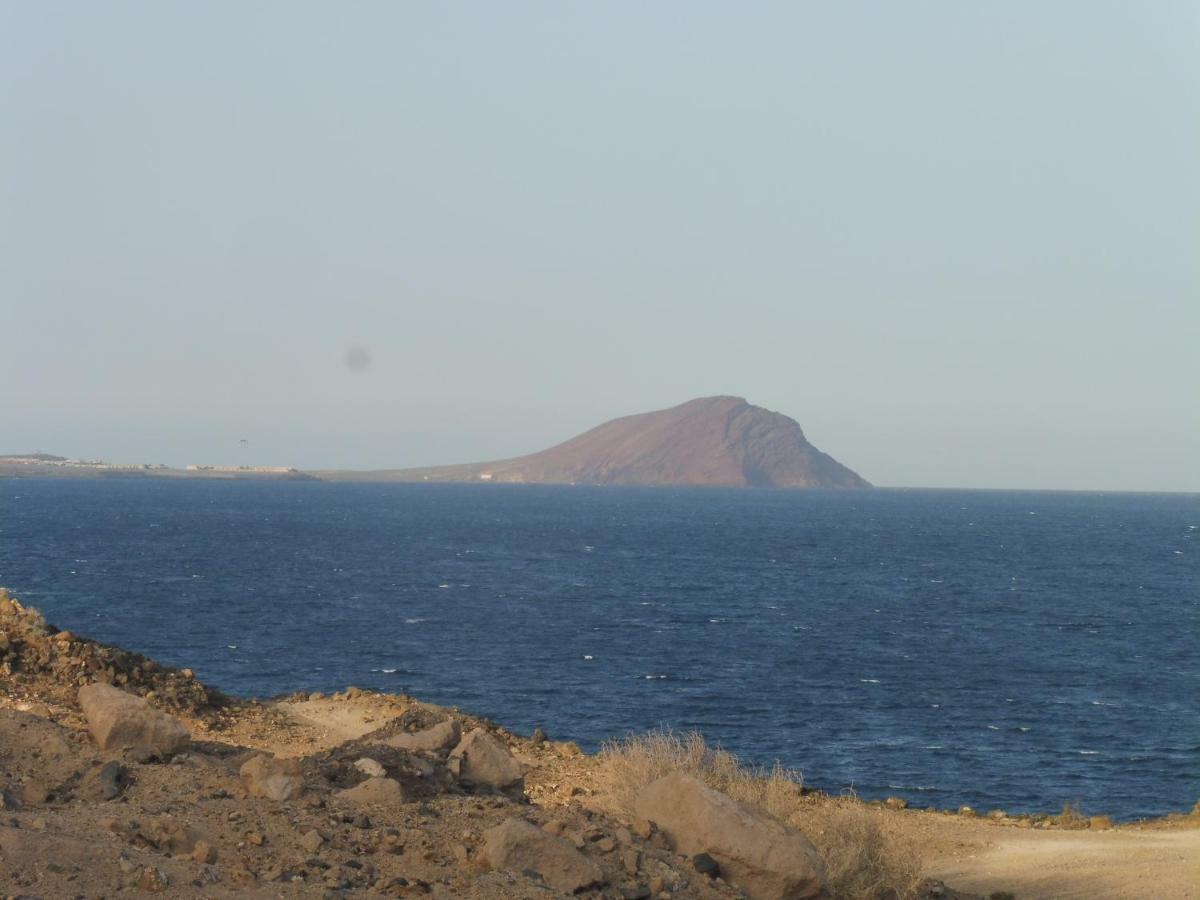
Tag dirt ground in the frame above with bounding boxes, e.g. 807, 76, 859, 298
4, 685, 1195, 899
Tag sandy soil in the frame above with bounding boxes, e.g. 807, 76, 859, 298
913, 813, 1199, 899
2, 686, 1197, 899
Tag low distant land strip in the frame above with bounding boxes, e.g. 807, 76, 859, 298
4, 397, 870, 489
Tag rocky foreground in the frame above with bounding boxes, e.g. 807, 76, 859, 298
2, 588, 1197, 900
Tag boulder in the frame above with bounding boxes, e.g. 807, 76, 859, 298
77, 683, 189, 759
380, 719, 461, 753
336, 776, 408, 804
239, 755, 304, 801
634, 773, 825, 900
481, 818, 603, 894
448, 728, 524, 794
354, 757, 387, 778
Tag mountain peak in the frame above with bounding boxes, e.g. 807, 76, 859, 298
325, 397, 869, 488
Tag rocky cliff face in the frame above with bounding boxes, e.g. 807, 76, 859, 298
333, 396, 869, 488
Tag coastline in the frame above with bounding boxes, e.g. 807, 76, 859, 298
3, 588, 1198, 898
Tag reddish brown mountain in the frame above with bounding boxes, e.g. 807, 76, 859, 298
325, 396, 869, 488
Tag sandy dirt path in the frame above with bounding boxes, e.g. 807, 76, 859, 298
923, 819, 1200, 899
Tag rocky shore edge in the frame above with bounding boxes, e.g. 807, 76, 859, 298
2, 587, 1196, 899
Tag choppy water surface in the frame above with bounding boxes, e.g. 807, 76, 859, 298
2, 480, 1196, 819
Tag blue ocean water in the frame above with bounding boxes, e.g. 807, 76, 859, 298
1, 479, 1196, 820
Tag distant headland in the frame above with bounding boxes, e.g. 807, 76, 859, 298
319, 396, 870, 488
2, 397, 869, 488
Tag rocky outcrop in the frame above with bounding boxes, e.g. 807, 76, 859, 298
239, 754, 305, 801
635, 773, 826, 900
77, 683, 189, 760
448, 728, 524, 795
337, 776, 409, 804
481, 818, 604, 894
0, 589, 222, 714
319, 396, 870, 488
380, 718, 461, 753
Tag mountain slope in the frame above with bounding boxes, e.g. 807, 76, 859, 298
322, 396, 869, 488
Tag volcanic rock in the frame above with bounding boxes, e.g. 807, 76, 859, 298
320, 396, 869, 488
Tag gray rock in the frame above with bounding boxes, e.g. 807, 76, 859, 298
99, 760, 129, 800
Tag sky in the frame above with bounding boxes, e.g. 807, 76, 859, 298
2, 1, 1197, 491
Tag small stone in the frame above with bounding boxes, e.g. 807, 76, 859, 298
531, 727, 548, 746
300, 828, 324, 853
309, 692, 324, 701
337, 777, 406, 806
97, 815, 123, 833
595, 836, 617, 853
192, 840, 218, 864
245, 830, 264, 846
542, 819, 566, 836
988, 809, 1007, 820
137, 866, 170, 892
240, 754, 305, 801
453, 843, 470, 863
692, 852, 720, 878
958, 805, 978, 817
99, 760, 129, 800
632, 818, 654, 839
621, 848, 641, 874
354, 757, 387, 778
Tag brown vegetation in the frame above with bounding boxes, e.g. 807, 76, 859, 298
597, 729, 923, 900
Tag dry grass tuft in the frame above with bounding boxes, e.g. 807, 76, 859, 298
598, 728, 923, 900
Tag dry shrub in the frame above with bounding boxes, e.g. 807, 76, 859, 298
598, 728, 922, 900
806, 796, 923, 900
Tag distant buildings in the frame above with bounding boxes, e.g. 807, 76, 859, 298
185, 465, 298, 474
0, 456, 166, 471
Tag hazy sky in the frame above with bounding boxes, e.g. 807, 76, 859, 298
2, 2, 1197, 491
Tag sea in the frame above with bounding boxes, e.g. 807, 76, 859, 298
1, 478, 1196, 821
